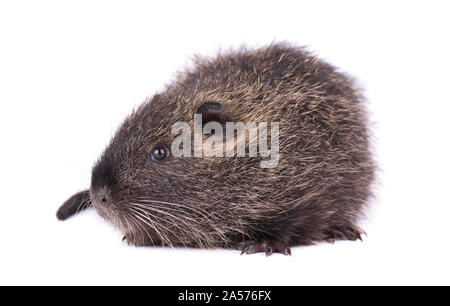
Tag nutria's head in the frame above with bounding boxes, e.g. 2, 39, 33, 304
89, 93, 266, 246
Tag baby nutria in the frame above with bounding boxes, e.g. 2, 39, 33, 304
57, 42, 375, 256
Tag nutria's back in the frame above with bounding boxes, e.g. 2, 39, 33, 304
58, 43, 375, 255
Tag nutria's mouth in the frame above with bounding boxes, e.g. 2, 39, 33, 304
92, 201, 110, 218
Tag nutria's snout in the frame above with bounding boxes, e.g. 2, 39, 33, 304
89, 186, 116, 222
90, 188, 111, 207
90, 152, 117, 208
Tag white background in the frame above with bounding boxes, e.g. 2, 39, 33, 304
1, 0, 449, 285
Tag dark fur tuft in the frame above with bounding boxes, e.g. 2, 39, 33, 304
57, 190, 91, 221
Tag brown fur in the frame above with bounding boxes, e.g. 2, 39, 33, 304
58, 42, 375, 253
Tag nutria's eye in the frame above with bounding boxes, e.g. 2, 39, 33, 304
150, 145, 169, 163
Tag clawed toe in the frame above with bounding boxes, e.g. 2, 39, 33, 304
284, 247, 292, 256
324, 225, 366, 243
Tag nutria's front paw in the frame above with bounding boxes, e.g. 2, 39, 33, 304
122, 234, 148, 246
235, 239, 292, 256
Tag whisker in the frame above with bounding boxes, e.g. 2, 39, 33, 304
126, 207, 173, 247
127, 206, 193, 248
124, 212, 155, 246
128, 203, 209, 247
132, 199, 230, 241
135, 198, 218, 222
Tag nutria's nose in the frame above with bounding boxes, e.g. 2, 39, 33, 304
91, 189, 111, 206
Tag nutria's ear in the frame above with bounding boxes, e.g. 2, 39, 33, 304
56, 190, 92, 221
195, 101, 232, 126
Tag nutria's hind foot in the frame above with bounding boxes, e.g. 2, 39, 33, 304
324, 224, 366, 243
234, 239, 292, 256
